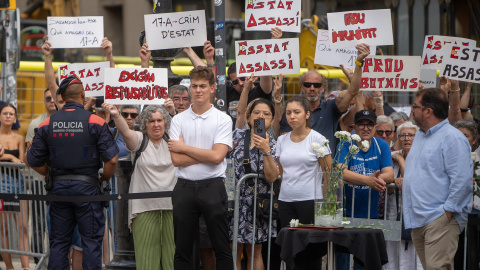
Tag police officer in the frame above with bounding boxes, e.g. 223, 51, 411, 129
27, 75, 119, 269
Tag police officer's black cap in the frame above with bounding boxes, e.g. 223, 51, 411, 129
355, 110, 376, 124
57, 75, 83, 95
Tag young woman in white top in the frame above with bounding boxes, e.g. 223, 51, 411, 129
276, 96, 332, 228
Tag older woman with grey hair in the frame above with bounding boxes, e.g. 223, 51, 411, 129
375, 115, 395, 149
102, 103, 177, 270
385, 121, 423, 270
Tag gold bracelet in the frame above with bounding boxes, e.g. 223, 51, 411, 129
355, 59, 364, 67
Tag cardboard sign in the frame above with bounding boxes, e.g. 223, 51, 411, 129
421, 35, 477, 70
327, 9, 393, 49
58, 62, 110, 97
245, 0, 301, 33
440, 44, 480, 83
314, 29, 376, 69
360, 56, 421, 91
235, 38, 300, 77
144, 10, 207, 50
47, 16, 103, 48
104, 68, 168, 105
420, 69, 437, 88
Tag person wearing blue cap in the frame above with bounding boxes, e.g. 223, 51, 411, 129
26, 75, 119, 270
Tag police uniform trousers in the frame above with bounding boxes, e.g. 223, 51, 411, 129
48, 179, 104, 270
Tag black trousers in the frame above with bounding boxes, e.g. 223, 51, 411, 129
278, 200, 315, 228
172, 177, 233, 270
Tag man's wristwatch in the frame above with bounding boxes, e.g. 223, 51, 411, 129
263, 151, 272, 157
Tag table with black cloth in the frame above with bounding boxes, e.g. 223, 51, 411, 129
276, 227, 388, 270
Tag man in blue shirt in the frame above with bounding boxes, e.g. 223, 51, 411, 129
403, 88, 472, 269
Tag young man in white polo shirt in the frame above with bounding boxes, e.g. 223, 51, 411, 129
168, 66, 234, 270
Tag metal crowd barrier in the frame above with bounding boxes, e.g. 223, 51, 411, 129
232, 173, 280, 270
0, 162, 48, 270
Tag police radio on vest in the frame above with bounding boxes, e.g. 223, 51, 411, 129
53, 121, 83, 129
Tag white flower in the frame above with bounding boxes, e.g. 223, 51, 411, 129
323, 139, 330, 147
472, 152, 477, 162
351, 134, 361, 142
349, 145, 360, 155
290, 219, 296, 227
311, 142, 321, 152
316, 147, 327, 157
295, 219, 299, 227
334, 131, 342, 139
361, 140, 370, 149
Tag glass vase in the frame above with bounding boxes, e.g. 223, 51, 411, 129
314, 171, 344, 226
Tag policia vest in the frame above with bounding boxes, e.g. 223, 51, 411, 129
47, 108, 100, 176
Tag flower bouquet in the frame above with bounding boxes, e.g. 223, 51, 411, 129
311, 131, 369, 226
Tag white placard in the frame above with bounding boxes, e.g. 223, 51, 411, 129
144, 10, 207, 50
421, 35, 477, 70
314, 29, 376, 69
327, 9, 393, 49
440, 44, 480, 83
104, 68, 168, 105
360, 56, 421, 91
58, 62, 110, 98
245, 0, 301, 33
235, 38, 300, 77
47, 16, 103, 48
420, 69, 437, 88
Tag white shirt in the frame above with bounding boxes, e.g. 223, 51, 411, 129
276, 130, 330, 202
169, 105, 232, 180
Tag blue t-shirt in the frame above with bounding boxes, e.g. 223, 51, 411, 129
339, 137, 393, 218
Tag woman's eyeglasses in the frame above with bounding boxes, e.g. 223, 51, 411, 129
399, 134, 415, 140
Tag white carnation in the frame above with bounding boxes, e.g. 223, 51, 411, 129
361, 140, 370, 149
351, 134, 361, 142
472, 152, 477, 162
349, 144, 360, 155
316, 146, 327, 157
311, 142, 321, 152
334, 131, 342, 139
323, 139, 330, 147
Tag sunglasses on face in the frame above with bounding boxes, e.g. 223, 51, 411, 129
232, 77, 246, 85
121, 112, 139, 118
45, 96, 53, 102
376, 130, 393, 136
302, 82, 323, 88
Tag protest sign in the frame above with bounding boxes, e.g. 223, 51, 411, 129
327, 9, 393, 49
360, 56, 421, 91
48, 16, 103, 48
144, 10, 207, 50
440, 44, 480, 83
245, 0, 301, 33
235, 38, 300, 77
58, 62, 110, 97
420, 69, 437, 88
104, 68, 169, 105
421, 35, 476, 70
314, 29, 376, 69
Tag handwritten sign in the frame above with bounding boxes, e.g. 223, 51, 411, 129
314, 29, 376, 69
360, 56, 421, 91
47, 16, 103, 48
327, 9, 393, 49
144, 10, 207, 50
420, 69, 437, 88
440, 44, 480, 83
104, 68, 168, 105
58, 62, 110, 97
235, 38, 300, 77
421, 35, 476, 70
245, 0, 301, 33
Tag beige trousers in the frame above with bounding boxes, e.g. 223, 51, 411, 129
411, 213, 460, 270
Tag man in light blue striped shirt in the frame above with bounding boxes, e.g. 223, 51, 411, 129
404, 87, 473, 270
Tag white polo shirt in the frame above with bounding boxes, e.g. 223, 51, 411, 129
169, 105, 233, 180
